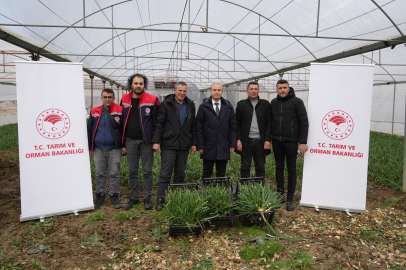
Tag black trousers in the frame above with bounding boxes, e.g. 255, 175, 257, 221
272, 140, 298, 202
240, 138, 265, 178
202, 159, 228, 179
156, 148, 190, 198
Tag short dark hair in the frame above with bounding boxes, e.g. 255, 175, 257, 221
101, 88, 115, 97
276, 79, 289, 87
247, 81, 259, 90
174, 81, 187, 89
127, 73, 148, 90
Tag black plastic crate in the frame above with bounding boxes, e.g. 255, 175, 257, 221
235, 177, 266, 195
207, 211, 233, 228
169, 183, 199, 192
240, 209, 275, 227
169, 224, 202, 237
201, 177, 232, 194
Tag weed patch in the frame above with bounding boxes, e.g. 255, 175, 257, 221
240, 241, 283, 261
271, 251, 315, 269
114, 208, 141, 221
82, 209, 109, 225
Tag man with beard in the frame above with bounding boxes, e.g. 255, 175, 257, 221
152, 81, 197, 211
271, 79, 308, 211
121, 74, 160, 210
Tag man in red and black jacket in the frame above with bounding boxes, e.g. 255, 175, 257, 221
87, 88, 124, 209
121, 74, 160, 210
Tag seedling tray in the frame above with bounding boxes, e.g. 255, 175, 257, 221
169, 183, 199, 191
240, 209, 275, 227
235, 177, 266, 196
208, 211, 234, 228
169, 224, 202, 237
201, 177, 232, 194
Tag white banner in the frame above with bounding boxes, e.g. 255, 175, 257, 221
16, 61, 94, 222
300, 63, 374, 212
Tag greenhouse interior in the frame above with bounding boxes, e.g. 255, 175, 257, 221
0, 0, 405, 135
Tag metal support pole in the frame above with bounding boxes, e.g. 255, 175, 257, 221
180, 22, 183, 70
188, 0, 190, 58
83, 0, 86, 27
90, 75, 94, 109
316, 0, 320, 37
206, 0, 209, 30
258, 15, 260, 61
2, 52, 4, 73
392, 84, 396, 134
103, 80, 106, 90
111, 6, 114, 56
125, 33, 126, 68
218, 51, 219, 79
117, 85, 120, 102
233, 37, 235, 71
403, 87, 406, 192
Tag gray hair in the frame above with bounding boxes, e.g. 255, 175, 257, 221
174, 81, 187, 89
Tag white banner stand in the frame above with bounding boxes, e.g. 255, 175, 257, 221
16, 61, 94, 222
300, 63, 374, 213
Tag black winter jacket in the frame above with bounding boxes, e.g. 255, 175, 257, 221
152, 94, 197, 149
196, 97, 237, 160
236, 97, 272, 156
270, 87, 309, 144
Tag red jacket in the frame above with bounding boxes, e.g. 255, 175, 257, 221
87, 103, 123, 151
121, 91, 160, 146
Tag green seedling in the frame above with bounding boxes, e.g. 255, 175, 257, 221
114, 207, 141, 221
82, 209, 109, 225
27, 244, 52, 255
240, 241, 283, 261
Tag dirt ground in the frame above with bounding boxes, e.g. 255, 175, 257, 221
1, 150, 406, 270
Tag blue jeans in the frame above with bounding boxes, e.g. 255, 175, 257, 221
126, 138, 154, 200
94, 148, 122, 196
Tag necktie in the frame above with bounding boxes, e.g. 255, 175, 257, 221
215, 103, 219, 116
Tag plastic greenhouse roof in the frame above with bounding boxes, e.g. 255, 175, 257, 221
0, 0, 405, 89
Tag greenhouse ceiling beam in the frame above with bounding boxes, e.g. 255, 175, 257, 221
371, 0, 405, 39
0, 30, 125, 89
373, 81, 406, 86
1, 23, 405, 43
205, 36, 406, 90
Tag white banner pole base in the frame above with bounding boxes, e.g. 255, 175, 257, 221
300, 202, 365, 213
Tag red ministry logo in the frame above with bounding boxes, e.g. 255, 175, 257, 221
322, 110, 354, 140
36, 109, 71, 139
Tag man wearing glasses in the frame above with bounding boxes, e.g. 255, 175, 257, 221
87, 88, 124, 209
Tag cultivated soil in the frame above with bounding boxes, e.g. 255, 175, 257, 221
1, 150, 405, 270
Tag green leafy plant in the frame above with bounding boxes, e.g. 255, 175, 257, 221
25, 216, 55, 235
164, 189, 211, 226
78, 233, 105, 248
234, 183, 284, 214
31, 259, 47, 270
234, 183, 285, 238
0, 251, 20, 270
147, 227, 168, 241
240, 241, 283, 261
202, 185, 233, 217
114, 208, 141, 221
27, 244, 52, 255
82, 209, 109, 225
270, 251, 315, 269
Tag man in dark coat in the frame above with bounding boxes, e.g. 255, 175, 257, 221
271, 79, 309, 211
152, 81, 197, 211
236, 81, 272, 178
196, 83, 237, 179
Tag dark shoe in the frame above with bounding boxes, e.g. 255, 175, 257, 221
124, 199, 139, 210
286, 201, 295, 211
155, 198, 165, 211
94, 194, 105, 209
110, 194, 122, 209
144, 199, 153, 210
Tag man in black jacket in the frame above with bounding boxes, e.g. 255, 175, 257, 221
196, 83, 237, 179
152, 82, 197, 210
271, 79, 309, 211
236, 82, 271, 178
